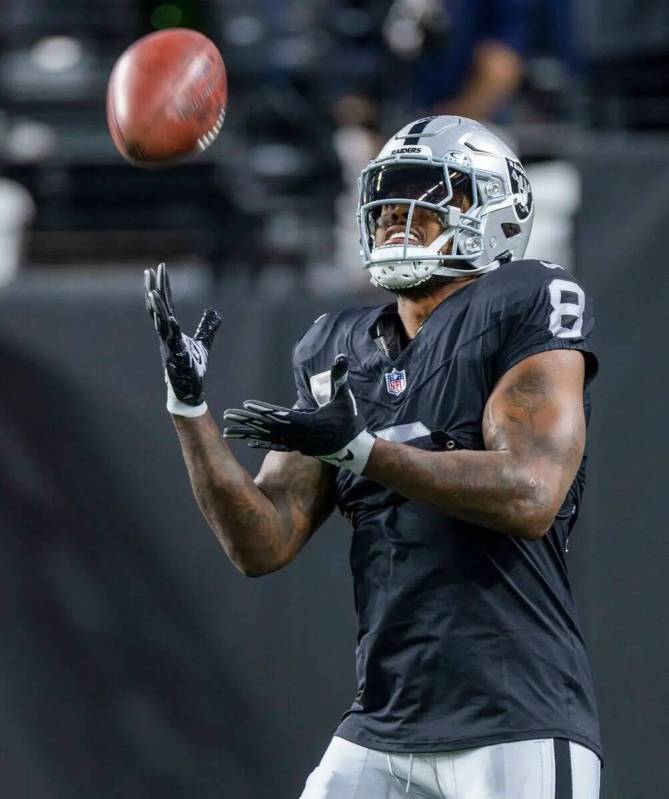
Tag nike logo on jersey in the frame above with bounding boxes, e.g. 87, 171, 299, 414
332, 449, 354, 463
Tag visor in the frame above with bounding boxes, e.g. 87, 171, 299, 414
361, 163, 473, 212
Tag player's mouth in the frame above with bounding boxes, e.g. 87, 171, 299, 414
380, 225, 424, 247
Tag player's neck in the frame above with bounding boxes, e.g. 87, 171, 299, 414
396, 278, 476, 339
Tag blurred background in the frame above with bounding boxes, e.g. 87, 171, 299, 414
0, 1, 668, 797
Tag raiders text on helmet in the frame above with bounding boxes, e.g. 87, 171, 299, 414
357, 116, 534, 290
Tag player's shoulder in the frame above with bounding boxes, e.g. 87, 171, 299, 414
292, 304, 382, 368
485, 258, 579, 290
477, 258, 582, 306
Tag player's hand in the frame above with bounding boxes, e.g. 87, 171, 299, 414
144, 262, 221, 417
222, 355, 376, 474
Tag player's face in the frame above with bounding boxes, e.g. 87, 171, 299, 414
373, 185, 472, 254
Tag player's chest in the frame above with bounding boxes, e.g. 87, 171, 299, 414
317, 334, 496, 446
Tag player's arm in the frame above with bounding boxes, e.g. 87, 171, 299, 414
173, 414, 336, 576
435, 41, 525, 122
365, 349, 585, 539
225, 349, 585, 541
144, 263, 336, 576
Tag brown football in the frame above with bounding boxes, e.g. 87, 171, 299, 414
106, 28, 227, 167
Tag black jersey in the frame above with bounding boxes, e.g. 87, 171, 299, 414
292, 260, 602, 760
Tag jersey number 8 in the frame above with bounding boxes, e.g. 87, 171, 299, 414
548, 278, 585, 339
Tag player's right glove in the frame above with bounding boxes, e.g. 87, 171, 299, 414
144, 262, 221, 417
222, 355, 376, 474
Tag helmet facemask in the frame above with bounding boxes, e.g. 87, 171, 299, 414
358, 158, 498, 290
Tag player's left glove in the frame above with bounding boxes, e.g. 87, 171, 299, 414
222, 355, 376, 475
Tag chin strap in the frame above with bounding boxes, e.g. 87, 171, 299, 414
369, 257, 499, 289
432, 259, 500, 278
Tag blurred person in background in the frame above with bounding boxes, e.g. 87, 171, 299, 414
144, 116, 601, 798
334, 0, 531, 126
388, 0, 581, 271
408, 0, 531, 122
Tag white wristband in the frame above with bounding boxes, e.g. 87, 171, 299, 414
318, 429, 376, 475
165, 371, 208, 418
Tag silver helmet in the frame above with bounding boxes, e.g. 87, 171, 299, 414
357, 116, 534, 290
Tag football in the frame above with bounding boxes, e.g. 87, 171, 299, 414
106, 28, 227, 168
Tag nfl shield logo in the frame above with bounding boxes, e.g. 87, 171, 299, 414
385, 368, 407, 396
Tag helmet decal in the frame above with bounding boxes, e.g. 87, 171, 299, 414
401, 116, 436, 145
390, 144, 433, 158
506, 157, 533, 222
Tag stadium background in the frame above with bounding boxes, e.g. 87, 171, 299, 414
0, 1, 667, 797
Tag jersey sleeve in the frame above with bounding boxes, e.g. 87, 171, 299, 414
494, 264, 598, 384
291, 313, 331, 411
292, 358, 318, 410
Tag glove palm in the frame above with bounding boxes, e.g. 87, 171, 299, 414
223, 355, 375, 474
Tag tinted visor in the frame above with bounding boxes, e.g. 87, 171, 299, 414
362, 164, 472, 208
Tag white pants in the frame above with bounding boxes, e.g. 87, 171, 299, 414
300, 736, 600, 799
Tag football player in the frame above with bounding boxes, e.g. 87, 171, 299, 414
145, 116, 601, 798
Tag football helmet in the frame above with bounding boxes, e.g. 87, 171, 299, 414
358, 116, 534, 289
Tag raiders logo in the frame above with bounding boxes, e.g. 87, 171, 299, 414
505, 158, 533, 221
390, 145, 433, 158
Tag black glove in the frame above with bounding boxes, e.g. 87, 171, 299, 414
144, 262, 221, 416
222, 355, 376, 474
